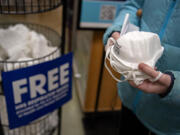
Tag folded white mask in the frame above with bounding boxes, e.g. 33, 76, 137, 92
105, 31, 164, 85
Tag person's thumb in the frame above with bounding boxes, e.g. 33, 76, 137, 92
139, 63, 171, 86
138, 63, 159, 78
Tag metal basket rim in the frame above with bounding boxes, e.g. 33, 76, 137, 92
0, 1, 62, 15
0, 22, 62, 63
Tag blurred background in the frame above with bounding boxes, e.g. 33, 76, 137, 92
0, 0, 126, 135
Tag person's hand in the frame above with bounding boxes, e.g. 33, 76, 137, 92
111, 32, 120, 40
105, 32, 120, 51
129, 63, 171, 94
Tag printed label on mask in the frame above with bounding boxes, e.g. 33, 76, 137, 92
113, 42, 121, 56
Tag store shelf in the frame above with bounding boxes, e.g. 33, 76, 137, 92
74, 31, 122, 113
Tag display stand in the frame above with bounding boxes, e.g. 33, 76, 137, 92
0, 0, 67, 135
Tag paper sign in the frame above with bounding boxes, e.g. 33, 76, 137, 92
2, 53, 73, 129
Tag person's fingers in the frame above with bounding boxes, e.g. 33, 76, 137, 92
138, 63, 159, 78
158, 73, 171, 87
111, 32, 120, 40
129, 79, 168, 94
129, 80, 155, 93
105, 38, 114, 51
105, 32, 120, 52
128, 80, 137, 87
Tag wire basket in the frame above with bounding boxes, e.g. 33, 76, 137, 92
0, 22, 61, 135
0, 0, 62, 14
0, 96, 59, 135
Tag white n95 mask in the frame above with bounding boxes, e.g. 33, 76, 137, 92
105, 31, 164, 85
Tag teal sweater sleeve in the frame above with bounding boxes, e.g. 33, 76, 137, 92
103, 0, 145, 45
160, 70, 180, 106
157, 44, 180, 105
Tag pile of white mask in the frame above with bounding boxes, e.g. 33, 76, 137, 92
0, 24, 59, 71
105, 31, 164, 85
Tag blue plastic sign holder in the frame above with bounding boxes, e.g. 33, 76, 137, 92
80, 0, 126, 29
2, 52, 73, 129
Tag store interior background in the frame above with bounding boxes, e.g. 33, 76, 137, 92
0, 0, 122, 135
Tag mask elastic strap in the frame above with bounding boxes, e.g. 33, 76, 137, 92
132, 71, 141, 85
149, 71, 163, 82
106, 37, 116, 50
105, 46, 130, 82
109, 47, 132, 81
105, 47, 123, 82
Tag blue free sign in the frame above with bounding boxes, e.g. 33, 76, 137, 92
2, 53, 73, 129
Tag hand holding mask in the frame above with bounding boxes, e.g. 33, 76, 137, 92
105, 31, 164, 85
